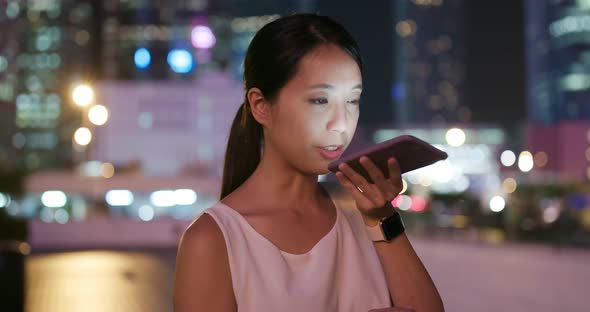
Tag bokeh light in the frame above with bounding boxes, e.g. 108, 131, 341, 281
101, 162, 115, 178
105, 190, 134, 206
41, 190, 67, 208
411, 195, 427, 212
88, 105, 109, 126
138, 205, 155, 222
134, 48, 151, 69
167, 49, 194, 74
55, 209, 70, 224
534, 151, 548, 167
400, 178, 408, 194
191, 25, 216, 49
445, 128, 466, 147
150, 190, 176, 207
393, 195, 412, 211
518, 151, 534, 172
543, 206, 560, 223
500, 150, 516, 167
74, 127, 92, 146
0, 192, 11, 208
396, 20, 417, 37
72, 84, 94, 107
174, 189, 198, 205
502, 178, 518, 194
489, 196, 506, 212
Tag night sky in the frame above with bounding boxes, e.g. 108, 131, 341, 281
465, 0, 526, 128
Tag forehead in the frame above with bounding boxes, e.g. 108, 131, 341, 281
290, 44, 362, 88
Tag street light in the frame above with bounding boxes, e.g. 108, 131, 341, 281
500, 150, 516, 167
446, 128, 466, 147
73, 127, 92, 146
70, 81, 110, 169
518, 151, 534, 172
489, 195, 506, 212
88, 104, 109, 126
72, 84, 94, 107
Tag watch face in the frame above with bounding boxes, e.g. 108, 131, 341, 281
382, 213, 405, 241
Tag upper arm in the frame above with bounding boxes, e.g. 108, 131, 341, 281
173, 213, 236, 312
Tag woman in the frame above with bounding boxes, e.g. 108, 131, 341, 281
174, 13, 444, 312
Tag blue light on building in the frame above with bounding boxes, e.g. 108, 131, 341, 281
167, 49, 194, 74
134, 48, 151, 69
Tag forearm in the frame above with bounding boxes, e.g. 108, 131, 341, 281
369, 225, 444, 311
373, 234, 444, 311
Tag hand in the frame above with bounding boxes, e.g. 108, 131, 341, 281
369, 306, 416, 312
335, 156, 403, 225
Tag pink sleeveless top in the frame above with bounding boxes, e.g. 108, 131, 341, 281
204, 193, 392, 312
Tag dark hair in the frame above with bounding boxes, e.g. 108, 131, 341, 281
220, 13, 363, 199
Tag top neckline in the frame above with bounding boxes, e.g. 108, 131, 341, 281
215, 193, 340, 257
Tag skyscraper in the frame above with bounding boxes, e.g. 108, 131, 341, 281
0, 2, 20, 170
526, 0, 590, 123
2, 0, 99, 171
393, 0, 469, 126
524, 0, 590, 180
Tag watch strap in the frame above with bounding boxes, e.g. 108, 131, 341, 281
365, 211, 405, 242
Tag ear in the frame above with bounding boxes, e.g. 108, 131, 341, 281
247, 87, 272, 126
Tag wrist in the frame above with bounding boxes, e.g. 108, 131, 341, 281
361, 202, 398, 226
364, 210, 405, 242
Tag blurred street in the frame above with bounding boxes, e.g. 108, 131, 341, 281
25, 237, 590, 312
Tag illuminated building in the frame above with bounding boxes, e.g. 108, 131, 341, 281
526, 0, 590, 123
91, 72, 243, 177
525, 0, 590, 180
100, 0, 313, 80
101, 0, 214, 80
393, 0, 469, 125
1, 0, 99, 170
0, 3, 20, 168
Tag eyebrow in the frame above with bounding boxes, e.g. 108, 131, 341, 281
307, 83, 363, 90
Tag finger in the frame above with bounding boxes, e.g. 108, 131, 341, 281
387, 158, 403, 193
335, 171, 374, 207
337, 162, 375, 199
335, 171, 367, 200
359, 156, 387, 183
359, 156, 395, 202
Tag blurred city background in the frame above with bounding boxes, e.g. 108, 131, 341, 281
1, 0, 590, 311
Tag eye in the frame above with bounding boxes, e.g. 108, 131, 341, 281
309, 98, 328, 105
347, 99, 361, 105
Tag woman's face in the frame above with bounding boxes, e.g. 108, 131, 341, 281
264, 44, 362, 175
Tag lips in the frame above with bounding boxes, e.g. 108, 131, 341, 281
317, 145, 343, 160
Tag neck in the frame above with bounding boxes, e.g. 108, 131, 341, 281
239, 146, 324, 214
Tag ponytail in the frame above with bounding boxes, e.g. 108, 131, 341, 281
220, 101, 263, 199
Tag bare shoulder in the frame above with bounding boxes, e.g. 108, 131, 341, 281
174, 213, 235, 312
180, 213, 225, 250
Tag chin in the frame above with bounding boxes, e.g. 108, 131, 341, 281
313, 163, 332, 176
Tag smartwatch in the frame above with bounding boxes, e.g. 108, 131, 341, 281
365, 211, 405, 242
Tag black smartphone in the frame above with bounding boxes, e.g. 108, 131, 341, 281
328, 135, 448, 183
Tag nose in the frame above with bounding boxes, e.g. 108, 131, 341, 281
327, 103, 347, 134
